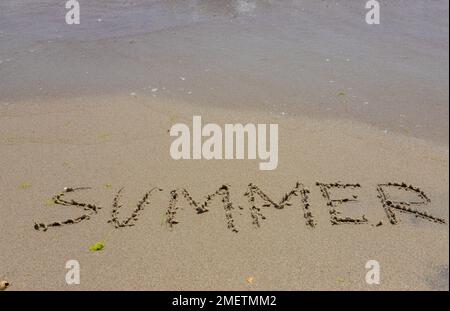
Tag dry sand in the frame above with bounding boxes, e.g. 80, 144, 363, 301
0, 0, 448, 291
0, 94, 448, 290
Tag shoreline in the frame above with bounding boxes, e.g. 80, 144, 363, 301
2, 91, 449, 147
1, 0, 448, 144
0, 0, 448, 291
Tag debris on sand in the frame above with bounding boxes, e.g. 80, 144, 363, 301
89, 242, 105, 252
0, 280, 10, 291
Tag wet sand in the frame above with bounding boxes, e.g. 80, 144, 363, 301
0, 1, 448, 290
0, 0, 448, 143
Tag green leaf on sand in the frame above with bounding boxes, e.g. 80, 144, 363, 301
89, 242, 105, 251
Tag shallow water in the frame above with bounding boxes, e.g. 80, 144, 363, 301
0, 0, 448, 143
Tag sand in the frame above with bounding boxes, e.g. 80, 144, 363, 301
0, 0, 448, 291
0, 94, 448, 290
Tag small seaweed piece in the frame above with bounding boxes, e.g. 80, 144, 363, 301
89, 242, 105, 251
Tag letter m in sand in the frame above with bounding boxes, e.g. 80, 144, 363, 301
165, 184, 239, 232
244, 182, 315, 228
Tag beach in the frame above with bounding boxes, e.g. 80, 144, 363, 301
0, 0, 448, 290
